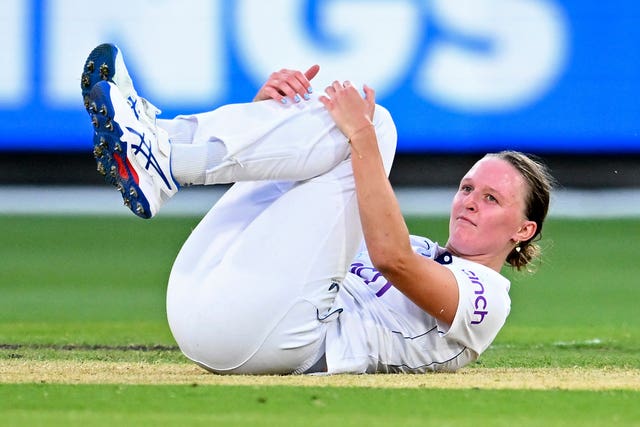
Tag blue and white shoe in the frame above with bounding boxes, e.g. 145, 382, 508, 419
88, 81, 179, 219
81, 43, 160, 131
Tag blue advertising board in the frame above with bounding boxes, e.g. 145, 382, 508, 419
0, 0, 638, 153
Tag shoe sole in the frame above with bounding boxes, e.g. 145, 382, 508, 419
88, 81, 153, 219
81, 43, 120, 111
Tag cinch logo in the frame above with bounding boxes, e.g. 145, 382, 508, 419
462, 269, 488, 325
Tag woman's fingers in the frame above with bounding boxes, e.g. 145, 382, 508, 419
321, 80, 376, 138
363, 84, 376, 119
304, 64, 320, 83
254, 66, 319, 103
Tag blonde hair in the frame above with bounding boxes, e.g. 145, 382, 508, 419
485, 151, 555, 271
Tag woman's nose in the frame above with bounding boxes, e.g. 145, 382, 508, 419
463, 194, 477, 211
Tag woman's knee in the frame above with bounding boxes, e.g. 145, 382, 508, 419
373, 105, 398, 174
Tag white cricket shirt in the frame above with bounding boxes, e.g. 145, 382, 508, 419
324, 235, 511, 373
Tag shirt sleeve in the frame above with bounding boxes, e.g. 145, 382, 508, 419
436, 261, 511, 354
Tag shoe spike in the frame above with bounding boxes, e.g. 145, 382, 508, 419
105, 119, 114, 131
91, 115, 99, 128
99, 105, 108, 116
86, 60, 95, 72
96, 162, 106, 176
93, 145, 103, 158
123, 198, 132, 208
135, 203, 145, 216
81, 74, 91, 88
99, 63, 110, 80
129, 187, 138, 198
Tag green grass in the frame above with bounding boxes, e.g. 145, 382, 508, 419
1, 215, 196, 346
1, 385, 638, 427
1, 214, 639, 425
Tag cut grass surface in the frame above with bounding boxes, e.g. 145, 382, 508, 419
2, 339, 638, 369
1, 384, 638, 427
2, 360, 638, 390
1, 214, 639, 425
2, 215, 638, 369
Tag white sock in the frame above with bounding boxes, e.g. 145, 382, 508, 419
170, 139, 227, 186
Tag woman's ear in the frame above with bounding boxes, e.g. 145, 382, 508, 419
515, 220, 537, 242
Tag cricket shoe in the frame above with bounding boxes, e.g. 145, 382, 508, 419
88, 81, 179, 219
81, 43, 160, 131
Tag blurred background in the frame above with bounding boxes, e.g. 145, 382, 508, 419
1, 4, 638, 397
0, 0, 638, 191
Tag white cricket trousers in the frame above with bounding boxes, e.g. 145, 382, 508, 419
162, 96, 397, 374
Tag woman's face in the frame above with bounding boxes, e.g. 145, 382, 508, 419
446, 157, 536, 269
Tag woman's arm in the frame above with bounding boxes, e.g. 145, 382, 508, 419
319, 81, 459, 325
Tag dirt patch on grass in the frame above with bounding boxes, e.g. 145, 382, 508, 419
1, 360, 638, 390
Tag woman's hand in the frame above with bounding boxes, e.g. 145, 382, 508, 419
319, 81, 376, 141
253, 65, 320, 103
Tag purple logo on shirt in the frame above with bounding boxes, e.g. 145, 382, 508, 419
350, 262, 392, 297
462, 269, 488, 325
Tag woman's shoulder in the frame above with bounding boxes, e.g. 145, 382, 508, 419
409, 234, 439, 257
450, 256, 510, 292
